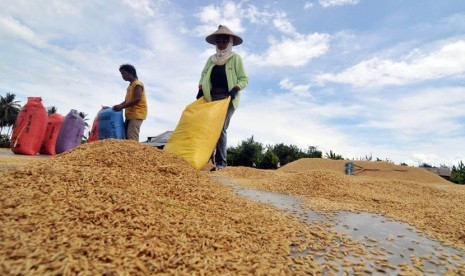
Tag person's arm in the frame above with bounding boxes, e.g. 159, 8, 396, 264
229, 55, 248, 99
113, 85, 143, 111
234, 55, 248, 90
199, 59, 210, 87
197, 59, 212, 99
113, 101, 125, 111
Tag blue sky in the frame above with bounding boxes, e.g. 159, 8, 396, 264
1, 0, 465, 166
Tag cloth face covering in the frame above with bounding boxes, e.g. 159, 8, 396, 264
211, 36, 234, 66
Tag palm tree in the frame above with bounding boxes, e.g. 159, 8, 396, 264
325, 150, 344, 160
78, 111, 90, 140
78, 112, 90, 128
0, 93, 22, 136
47, 106, 58, 115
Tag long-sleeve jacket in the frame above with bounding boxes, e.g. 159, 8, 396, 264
199, 54, 248, 109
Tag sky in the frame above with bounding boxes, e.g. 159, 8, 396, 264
1, 0, 465, 167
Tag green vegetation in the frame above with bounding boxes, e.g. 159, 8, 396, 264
451, 161, 465, 185
325, 150, 344, 160
47, 106, 58, 115
0, 93, 21, 147
227, 136, 322, 169
78, 112, 90, 140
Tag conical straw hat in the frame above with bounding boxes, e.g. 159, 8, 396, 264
206, 25, 243, 46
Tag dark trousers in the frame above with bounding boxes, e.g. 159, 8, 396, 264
214, 102, 235, 168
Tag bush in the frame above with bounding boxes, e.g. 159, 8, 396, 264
325, 150, 343, 160
0, 134, 10, 148
270, 144, 322, 166
227, 136, 322, 169
451, 161, 465, 185
227, 136, 263, 167
258, 148, 280, 169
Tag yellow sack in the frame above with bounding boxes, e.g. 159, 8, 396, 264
164, 97, 230, 169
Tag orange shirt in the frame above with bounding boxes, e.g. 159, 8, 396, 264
124, 80, 147, 120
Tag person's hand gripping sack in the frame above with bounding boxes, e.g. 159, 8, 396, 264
229, 86, 240, 99
196, 85, 204, 99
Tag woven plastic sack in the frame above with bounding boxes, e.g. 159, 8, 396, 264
164, 97, 229, 169
87, 107, 106, 143
39, 113, 64, 155
98, 108, 125, 140
55, 109, 85, 154
10, 97, 48, 155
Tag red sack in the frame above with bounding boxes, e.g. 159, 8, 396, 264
10, 97, 48, 155
39, 113, 64, 155
87, 107, 105, 143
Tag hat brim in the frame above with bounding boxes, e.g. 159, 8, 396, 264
206, 34, 243, 46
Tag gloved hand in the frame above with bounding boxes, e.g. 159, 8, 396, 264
196, 89, 204, 99
229, 87, 239, 99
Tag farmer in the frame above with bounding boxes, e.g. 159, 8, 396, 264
197, 25, 248, 171
113, 64, 148, 141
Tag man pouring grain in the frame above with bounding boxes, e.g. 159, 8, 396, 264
113, 64, 148, 141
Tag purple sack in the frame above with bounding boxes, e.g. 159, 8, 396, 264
55, 109, 85, 154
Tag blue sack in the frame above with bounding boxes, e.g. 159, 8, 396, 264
98, 108, 125, 140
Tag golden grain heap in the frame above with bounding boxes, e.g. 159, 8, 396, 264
216, 160, 465, 251
0, 140, 378, 275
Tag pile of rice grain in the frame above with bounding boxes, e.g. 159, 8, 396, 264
216, 165, 465, 250
279, 158, 450, 184
1, 140, 379, 275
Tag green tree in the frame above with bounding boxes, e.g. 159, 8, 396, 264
419, 163, 433, 168
258, 147, 280, 169
78, 112, 90, 128
303, 146, 322, 158
271, 143, 301, 166
227, 136, 263, 167
0, 92, 21, 137
325, 150, 344, 160
78, 111, 90, 140
451, 161, 465, 185
47, 106, 57, 115
269, 144, 322, 167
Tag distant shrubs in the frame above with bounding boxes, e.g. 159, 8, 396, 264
451, 161, 465, 185
325, 150, 343, 160
420, 163, 433, 168
226, 137, 464, 187
227, 136, 322, 169
0, 134, 9, 148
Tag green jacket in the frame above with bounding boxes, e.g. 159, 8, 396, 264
199, 54, 248, 109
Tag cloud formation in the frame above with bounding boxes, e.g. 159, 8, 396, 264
319, 0, 360, 8
316, 40, 465, 87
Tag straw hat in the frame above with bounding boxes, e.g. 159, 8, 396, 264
206, 25, 243, 46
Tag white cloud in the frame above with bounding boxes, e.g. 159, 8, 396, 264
121, 0, 155, 17
195, 2, 330, 68
279, 79, 311, 96
247, 33, 329, 67
319, 0, 360, 8
273, 13, 297, 36
359, 87, 465, 135
194, 2, 245, 37
245, 5, 273, 24
316, 40, 465, 87
231, 93, 348, 152
0, 17, 48, 47
304, 2, 314, 10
